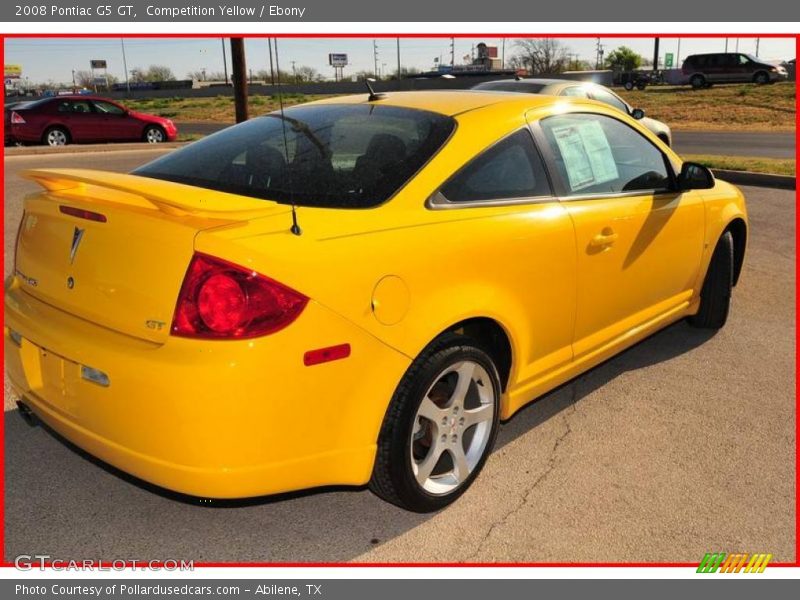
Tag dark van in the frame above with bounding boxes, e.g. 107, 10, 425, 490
682, 53, 788, 88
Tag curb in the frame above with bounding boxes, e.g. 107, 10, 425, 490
4, 142, 187, 156
712, 169, 796, 190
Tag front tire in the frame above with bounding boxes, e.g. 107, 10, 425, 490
689, 231, 734, 329
753, 71, 770, 84
370, 334, 501, 512
143, 125, 166, 144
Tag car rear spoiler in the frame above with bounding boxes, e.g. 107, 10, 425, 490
23, 168, 287, 220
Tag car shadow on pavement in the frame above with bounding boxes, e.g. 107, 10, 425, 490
494, 320, 717, 452
4, 319, 716, 563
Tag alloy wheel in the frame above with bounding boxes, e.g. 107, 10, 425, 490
47, 129, 67, 146
146, 128, 165, 143
410, 360, 496, 496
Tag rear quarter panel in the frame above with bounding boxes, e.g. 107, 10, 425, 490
196, 102, 579, 418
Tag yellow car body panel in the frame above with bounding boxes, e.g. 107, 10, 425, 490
5, 92, 748, 498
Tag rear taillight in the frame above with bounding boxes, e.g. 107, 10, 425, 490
171, 253, 308, 340
10, 111, 25, 125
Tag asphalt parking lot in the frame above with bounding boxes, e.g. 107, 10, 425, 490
3, 149, 796, 563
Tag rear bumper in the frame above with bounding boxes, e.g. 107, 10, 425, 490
5, 277, 410, 498
7, 124, 40, 143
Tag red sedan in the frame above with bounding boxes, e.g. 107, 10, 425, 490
5, 95, 178, 146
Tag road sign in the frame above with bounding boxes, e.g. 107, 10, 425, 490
4, 64, 22, 78
90, 59, 107, 69
665, 53, 674, 68
328, 53, 348, 67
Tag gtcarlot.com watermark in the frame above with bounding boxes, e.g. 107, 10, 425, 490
14, 555, 194, 571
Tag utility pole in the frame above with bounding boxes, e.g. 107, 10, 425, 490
396, 37, 401, 82
501, 38, 506, 69
676, 38, 681, 67
595, 38, 604, 70
756, 38, 760, 57
267, 38, 276, 86
230, 37, 248, 123
450, 37, 455, 67
735, 38, 740, 52
71, 69, 76, 89
725, 38, 729, 53
120, 38, 130, 94
373, 39, 379, 79
221, 37, 229, 84
653, 37, 660, 71
291, 60, 297, 83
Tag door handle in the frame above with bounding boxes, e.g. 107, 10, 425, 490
590, 229, 619, 247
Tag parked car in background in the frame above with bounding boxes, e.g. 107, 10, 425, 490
472, 78, 673, 146
682, 53, 789, 88
4, 95, 177, 146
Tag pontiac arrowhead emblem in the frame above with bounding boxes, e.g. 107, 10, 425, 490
69, 227, 85, 265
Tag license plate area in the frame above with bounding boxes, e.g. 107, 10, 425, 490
19, 340, 80, 417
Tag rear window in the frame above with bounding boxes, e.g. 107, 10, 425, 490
6, 98, 50, 111
134, 103, 455, 209
474, 81, 548, 94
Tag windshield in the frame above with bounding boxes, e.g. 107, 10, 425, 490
134, 103, 456, 209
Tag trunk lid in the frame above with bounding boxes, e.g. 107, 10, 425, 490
15, 168, 290, 343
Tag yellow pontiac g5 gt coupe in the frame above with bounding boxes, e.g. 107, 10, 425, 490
5, 91, 747, 512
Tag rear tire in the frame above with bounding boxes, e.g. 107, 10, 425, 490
370, 333, 501, 512
43, 126, 69, 146
624, 81, 634, 91
689, 231, 734, 329
690, 74, 706, 89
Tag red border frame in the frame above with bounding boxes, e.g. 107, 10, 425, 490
1, 31, 797, 570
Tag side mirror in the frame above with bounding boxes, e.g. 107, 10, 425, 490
631, 107, 645, 120
678, 162, 715, 191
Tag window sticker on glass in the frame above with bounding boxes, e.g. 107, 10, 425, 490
551, 120, 618, 191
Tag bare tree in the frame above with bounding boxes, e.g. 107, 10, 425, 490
144, 65, 176, 82
294, 65, 324, 82
72, 69, 117, 90
512, 39, 571, 75
73, 70, 95, 88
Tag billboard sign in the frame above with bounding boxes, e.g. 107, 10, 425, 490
4, 64, 22, 79
328, 53, 348, 67
90, 59, 107, 69
665, 53, 674, 68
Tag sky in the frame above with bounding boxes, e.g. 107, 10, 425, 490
4, 36, 796, 85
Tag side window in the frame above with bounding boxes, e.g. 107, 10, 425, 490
540, 113, 671, 196
562, 86, 589, 98
590, 88, 629, 113
440, 129, 551, 203
56, 101, 71, 113
70, 100, 92, 114
93, 100, 126, 115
